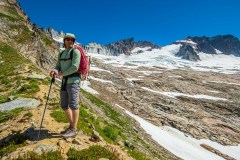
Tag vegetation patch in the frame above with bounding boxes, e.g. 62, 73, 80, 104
0, 108, 24, 123
5, 6, 24, 21
50, 104, 121, 143
81, 89, 169, 160
0, 43, 40, 99
13, 151, 63, 160
81, 89, 127, 127
103, 125, 120, 141
67, 145, 119, 160
23, 112, 33, 118
40, 32, 52, 47
16, 79, 40, 96
0, 12, 17, 22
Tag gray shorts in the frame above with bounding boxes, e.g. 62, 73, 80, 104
60, 83, 80, 110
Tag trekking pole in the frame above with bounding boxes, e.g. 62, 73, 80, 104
35, 77, 55, 144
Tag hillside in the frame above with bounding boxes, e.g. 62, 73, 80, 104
1, 0, 240, 160
0, 0, 179, 159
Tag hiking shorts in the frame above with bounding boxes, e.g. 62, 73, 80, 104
60, 83, 80, 110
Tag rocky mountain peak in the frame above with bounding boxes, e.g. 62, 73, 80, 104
188, 34, 240, 56
44, 28, 64, 40
105, 38, 160, 55
174, 34, 240, 61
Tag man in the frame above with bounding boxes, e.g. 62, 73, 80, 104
50, 33, 81, 138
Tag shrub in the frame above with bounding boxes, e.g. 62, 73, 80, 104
103, 125, 119, 141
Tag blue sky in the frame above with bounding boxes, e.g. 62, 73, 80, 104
18, 0, 240, 46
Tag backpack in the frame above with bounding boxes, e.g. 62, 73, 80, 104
60, 45, 89, 81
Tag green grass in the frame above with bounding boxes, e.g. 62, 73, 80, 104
0, 108, 24, 123
23, 112, 33, 118
0, 132, 28, 158
103, 125, 120, 141
5, 6, 24, 21
13, 151, 64, 160
0, 12, 17, 22
0, 43, 28, 76
67, 145, 119, 160
16, 25, 34, 44
50, 104, 121, 143
0, 94, 8, 104
42, 77, 51, 85
0, 43, 41, 101
129, 150, 152, 160
40, 33, 52, 47
0, 5, 24, 22
80, 89, 127, 127
15, 79, 40, 95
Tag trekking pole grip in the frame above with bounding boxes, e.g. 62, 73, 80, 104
51, 77, 55, 84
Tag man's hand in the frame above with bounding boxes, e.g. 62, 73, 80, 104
50, 69, 59, 78
58, 72, 64, 77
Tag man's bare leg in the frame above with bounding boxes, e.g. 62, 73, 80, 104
72, 109, 79, 130
64, 108, 73, 127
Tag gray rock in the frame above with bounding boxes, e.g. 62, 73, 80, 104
91, 130, 100, 142
0, 98, 40, 112
8, 96, 14, 101
72, 139, 82, 145
124, 140, 135, 150
117, 141, 124, 147
33, 144, 58, 155
0, 125, 10, 133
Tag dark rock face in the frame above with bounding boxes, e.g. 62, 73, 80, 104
105, 38, 160, 56
176, 43, 200, 61
105, 38, 135, 56
189, 35, 240, 56
175, 35, 240, 61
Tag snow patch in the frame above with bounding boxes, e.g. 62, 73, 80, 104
91, 76, 113, 84
81, 81, 99, 94
116, 104, 240, 160
91, 66, 113, 74
176, 39, 197, 45
141, 87, 227, 101
126, 78, 142, 81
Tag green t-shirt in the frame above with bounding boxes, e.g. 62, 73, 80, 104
55, 47, 81, 84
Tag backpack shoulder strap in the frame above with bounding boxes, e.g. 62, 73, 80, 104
59, 50, 64, 58
70, 48, 75, 60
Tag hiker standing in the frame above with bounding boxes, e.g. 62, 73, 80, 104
50, 33, 81, 138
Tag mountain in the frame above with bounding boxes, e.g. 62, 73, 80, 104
174, 35, 240, 61
105, 38, 160, 56
48, 26, 240, 64
0, 1, 178, 160
1, 1, 240, 159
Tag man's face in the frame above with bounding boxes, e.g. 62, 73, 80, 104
64, 38, 75, 48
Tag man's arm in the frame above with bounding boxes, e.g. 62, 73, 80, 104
50, 52, 61, 77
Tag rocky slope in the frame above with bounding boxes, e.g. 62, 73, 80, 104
89, 58, 240, 146
0, 0, 59, 74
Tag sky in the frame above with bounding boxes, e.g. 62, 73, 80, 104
18, 0, 240, 46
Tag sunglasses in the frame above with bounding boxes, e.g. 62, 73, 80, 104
65, 38, 75, 42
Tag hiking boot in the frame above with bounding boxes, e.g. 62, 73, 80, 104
60, 126, 71, 134
62, 128, 78, 138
